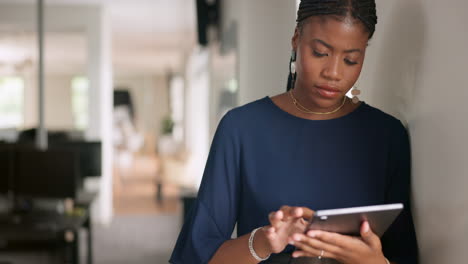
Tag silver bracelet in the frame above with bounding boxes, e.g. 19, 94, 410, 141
248, 227, 271, 261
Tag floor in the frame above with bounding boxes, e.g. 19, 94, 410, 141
113, 153, 181, 216
96, 152, 183, 264
92, 214, 180, 264
0, 214, 182, 264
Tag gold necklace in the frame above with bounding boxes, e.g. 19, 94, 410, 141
289, 90, 347, 115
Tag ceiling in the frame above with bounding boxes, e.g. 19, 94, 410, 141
0, 0, 197, 75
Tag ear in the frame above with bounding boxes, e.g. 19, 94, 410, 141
291, 27, 300, 52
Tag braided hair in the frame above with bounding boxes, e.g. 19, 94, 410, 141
287, 0, 378, 91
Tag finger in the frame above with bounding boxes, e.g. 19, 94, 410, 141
306, 230, 359, 250
262, 225, 276, 235
290, 233, 343, 257
280, 206, 301, 221
281, 206, 313, 221
360, 221, 381, 250
269, 211, 284, 228
263, 226, 278, 241
290, 207, 303, 219
300, 207, 315, 220
279, 206, 293, 219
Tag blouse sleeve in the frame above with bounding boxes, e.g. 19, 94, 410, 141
169, 111, 241, 264
381, 121, 419, 264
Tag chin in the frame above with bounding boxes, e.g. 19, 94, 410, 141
312, 95, 344, 109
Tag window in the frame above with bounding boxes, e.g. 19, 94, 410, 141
71, 76, 89, 130
0, 77, 24, 128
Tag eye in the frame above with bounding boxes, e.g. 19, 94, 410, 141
344, 58, 358, 65
313, 50, 328, 57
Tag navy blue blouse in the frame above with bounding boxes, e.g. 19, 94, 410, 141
170, 97, 418, 264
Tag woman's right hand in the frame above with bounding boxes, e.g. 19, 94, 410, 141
262, 206, 315, 253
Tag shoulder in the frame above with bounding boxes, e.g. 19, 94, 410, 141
359, 103, 409, 147
230, 96, 272, 116
220, 97, 274, 127
210, 97, 276, 150
360, 103, 407, 132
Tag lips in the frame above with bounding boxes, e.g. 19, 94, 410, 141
315, 85, 341, 99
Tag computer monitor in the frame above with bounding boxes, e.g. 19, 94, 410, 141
76, 141, 101, 177
50, 141, 102, 178
0, 143, 13, 195
14, 148, 80, 199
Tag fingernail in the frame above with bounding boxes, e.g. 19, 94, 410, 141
293, 234, 302, 241
289, 240, 295, 245
307, 231, 318, 237
363, 221, 370, 233
296, 207, 303, 216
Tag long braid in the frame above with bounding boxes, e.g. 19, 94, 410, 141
287, 0, 377, 91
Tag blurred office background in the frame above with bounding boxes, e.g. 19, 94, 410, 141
0, 0, 467, 263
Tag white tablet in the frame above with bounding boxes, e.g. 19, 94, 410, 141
307, 203, 403, 237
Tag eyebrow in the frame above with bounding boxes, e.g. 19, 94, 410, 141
313, 39, 362, 54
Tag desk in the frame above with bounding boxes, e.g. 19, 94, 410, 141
0, 192, 96, 264
0, 210, 86, 264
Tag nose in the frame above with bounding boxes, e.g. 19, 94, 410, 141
321, 56, 343, 81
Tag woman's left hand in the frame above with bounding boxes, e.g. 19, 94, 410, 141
288, 221, 387, 264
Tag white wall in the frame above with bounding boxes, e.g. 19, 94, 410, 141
22, 74, 75, 130
22, 72, 39, 129
219, 0, 296, 106
359, 0, 468, 262
18, 73, 75, 130
236, 0, 297, 104
44, 75, 75, 129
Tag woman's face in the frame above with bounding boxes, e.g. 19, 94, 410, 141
292, 15, 369, 108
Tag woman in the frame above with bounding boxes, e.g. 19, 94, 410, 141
170, 0, 418, 263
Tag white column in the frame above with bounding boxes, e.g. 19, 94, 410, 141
86, 6, 114, 225
184, 47, 210, 189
